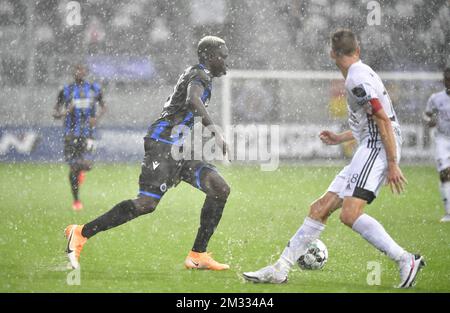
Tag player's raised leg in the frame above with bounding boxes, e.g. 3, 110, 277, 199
65, 194, 160, 269
69, 164, 83, 211
243, 191, 341, 283
183, 163, 231, 270
69, 159, 93, 211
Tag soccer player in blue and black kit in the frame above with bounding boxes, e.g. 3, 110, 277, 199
64, 36, 231, 270
53, 65, 106, 211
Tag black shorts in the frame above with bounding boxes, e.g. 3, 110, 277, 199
64, 136, 89, 164
138, 138, 218, 200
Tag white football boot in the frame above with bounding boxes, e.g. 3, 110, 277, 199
440, 214, 450, 222
397, 253, 426, 288
242, 264, 288, 284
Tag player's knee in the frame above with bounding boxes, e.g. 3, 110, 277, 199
69, 163, 80, 173
440, 168, 450, 182
220, 182, 231, 199
71, 161, 91, 172
83, 160, 93, 171
77, 160, 93, 171
203, 172, 230, 200
210, 181, 230, 200
132, 197, 159, 215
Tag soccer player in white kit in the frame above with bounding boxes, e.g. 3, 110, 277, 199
424, 68, 450, 222
243, 29, 425, 288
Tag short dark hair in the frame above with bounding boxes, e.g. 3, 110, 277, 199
331, 29, 359, 56
197, 36, 226, 62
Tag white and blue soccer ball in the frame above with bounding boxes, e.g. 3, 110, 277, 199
297, 239, 328, 270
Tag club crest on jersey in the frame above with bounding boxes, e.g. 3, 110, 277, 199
351, 86, 367, 98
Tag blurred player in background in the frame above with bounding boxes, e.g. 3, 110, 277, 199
424, 68, 450, 222
53, 64, 106, 211
243, 29, 425, 288
64, 36, 231, 271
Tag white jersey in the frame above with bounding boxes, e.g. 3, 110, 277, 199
345, 60, 402, 147
425, 90, 450, 138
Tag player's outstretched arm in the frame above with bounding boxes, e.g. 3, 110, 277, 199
186, 83, 229, 157
319, 130, 354, 145
372, 101, 407, 194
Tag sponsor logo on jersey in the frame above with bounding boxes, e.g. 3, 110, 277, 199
352, 86, 367, 98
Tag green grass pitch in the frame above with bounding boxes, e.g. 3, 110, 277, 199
0, 163, 449, 292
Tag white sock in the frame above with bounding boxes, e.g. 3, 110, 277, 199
276, 217, 325, 272
440, 182, 450, 215
352, 214, 405, 262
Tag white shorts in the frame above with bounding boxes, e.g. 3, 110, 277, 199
435, 135, 450, 172
327, 143, 401, 204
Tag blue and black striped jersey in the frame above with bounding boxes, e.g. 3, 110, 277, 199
57, 81, 103, 138
146, 64, 212, 145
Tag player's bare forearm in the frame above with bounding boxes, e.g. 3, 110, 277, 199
423, 111, 437, 127
373, 109, 407, 193
320, 130, 354, 145
337, 130, 355, 143
191, 99, 226, 144
186, 83, 228, 156
373, 110, 397, 165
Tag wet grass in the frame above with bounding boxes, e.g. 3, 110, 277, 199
0, 163, 448, 292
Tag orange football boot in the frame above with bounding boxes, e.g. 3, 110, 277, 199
184, 251, 230, 270
64, 224, 87, 269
